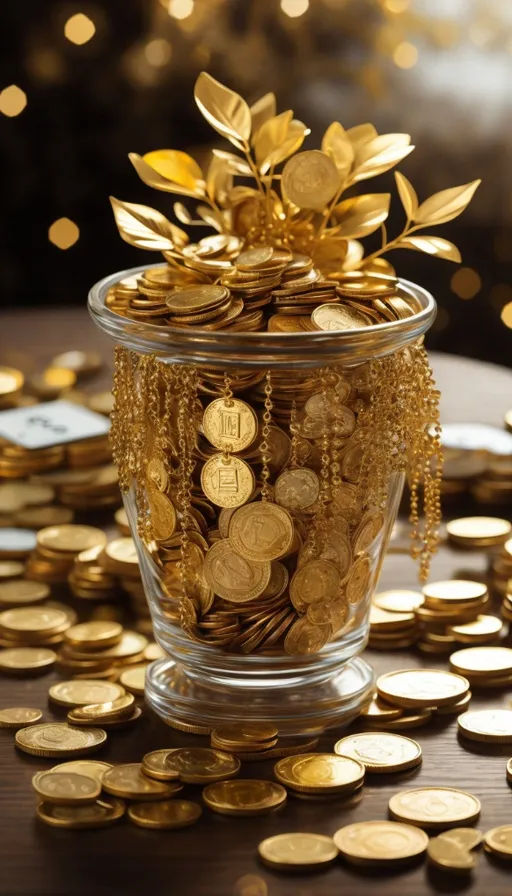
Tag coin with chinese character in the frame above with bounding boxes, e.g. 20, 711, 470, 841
203, 398, 258, 452
229, 502, 294, 562
201, 455, 255, 508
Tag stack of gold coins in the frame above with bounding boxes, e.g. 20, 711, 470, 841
210, 722, 279, 757
57, 464, 120, 511
446, 517, 512, 550
415, 580, 492, 652
333, 272, 415, 323
489, 537, 512, 602
471, 458, 512, 505
65, 436, 111, 469
273, 752, 365, 801
0, 604, 75, 650
68, 546, 119, 602
368, 604, 420, 650
26, 525, 108, 585
57, 623, 149, 679
375, 668, 471, 723
165, 284, 244, 331
100, 538, 148, 621
450, 645, 512, 688
0, 442, 66, 478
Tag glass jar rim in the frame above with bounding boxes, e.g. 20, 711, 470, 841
88, 263, 436, 369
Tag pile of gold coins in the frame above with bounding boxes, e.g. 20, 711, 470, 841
440, 415, 512, 507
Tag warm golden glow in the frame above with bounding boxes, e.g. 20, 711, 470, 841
64, 13, 96, 45
450, 267, 481, 300
386, 0, 410, 11
168, 0, 194, 19
48, 218, 80, 249
501, 302, 512, 328
144, 39, 172, 67
0, 85, 27, 117
393, 41, 418, 69
281, 0, 310, 18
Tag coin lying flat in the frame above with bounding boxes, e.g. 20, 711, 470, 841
142, 749, 181, 781
128, 800, 202, 830
333, 821, 428, 865
48, 680, 125, 708
0, 606, 69, 637
68, 706, 142, 730
119, 665, 146, 696
164, 748, 241, 784
448, 616, 503, 644
32, 771, 101, 805
373, 590, 424, 613
360, 696, 403, 722
334, 733, 422, 774
68, 693, 135, 722
446, 516, 511, 548
274, 753, 365, 794
433, 692, 472, 716
427, 837, 476, 872
36, 797, 125, 829
258, 833, 339, 870
102, 764, 183, 800
202, 779, 287, 816
377, 669, 469, 708
440, 828, 483, 851
64, 621, 123, 649
50, 760, 113, 785
450, 646, 512, 679
211, 722, 279, 746
422, 580, 488, 608
16, 723, 107, 757
0, 707, 42, 729
389, 788, 481, 830
484, 826, 512, 859
0, 580, 50, 607
457, 709, 512, 743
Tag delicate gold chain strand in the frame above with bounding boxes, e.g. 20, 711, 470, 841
259, 371, 274, 502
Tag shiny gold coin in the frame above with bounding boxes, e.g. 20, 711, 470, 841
333, 821, 428, 865
274, 752, 364, 794
119, 664, 146, 695
144, 642, 165, 662
353, 511, 384, 553
48, 680, 125, 709
236, 246, 274, 269
284, 616, 330, 656
69, 693, 135, 722
32, 770, 101, 805
146, 457, 168, 493
15, 723, 107, 757
369, 606, 416, 631
457, 709, 512, 743
448, 615, 502, 643
0, 561, 25, 579
142, 749, 181, 781
165, 284, 228, 314
0, 580, 50, 607
484, 826, 512, 858
203, 779, 287, 816
0, 606, 69, 636
0, 646, 56, 674
66, 631, 147, 662
290, 560, 341, 609
282, 150, 340, 210
447, 516, 511, 548
104, 538, 139, 574
64, 620, 123, 649
37, 525, 107, 554
202, 397, 258, 452
212, 722, 279, 745
450, 646, 512, 678
366, 709, 432, 730
229, 501, 295, 562
36, 797, 125, 829
147, 490, 176, 541
373, 589, 424, 613
311, 303, 372, 331
68, 706, 142, 729
389, 787, 481, 830
165, 747, 241, 784
422, 579, 488, 608
440, 828, 483, 851
128, 799, 202, 830
274, 468, 320, 512
200, 454, 255, 509
102, 763, 183, 800
50, 759, 112, 784
346, 554, 371, 606
0, 707, 43, 729
360, 696, 403, 721
377, 669, 470, 708
203, 540, 271, 604
427, 837, 476, 872
334, 732, 422, 773
258, 832, 338, 871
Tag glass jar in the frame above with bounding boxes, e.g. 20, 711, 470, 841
89, 266, 436, 736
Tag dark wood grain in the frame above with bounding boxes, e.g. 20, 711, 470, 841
1, 308, 512, 896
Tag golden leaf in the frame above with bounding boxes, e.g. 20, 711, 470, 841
129, 153, 204, 199
342, 239, 364, 271
227, 185, 260, 205
321, 122, 354, 178
345, 123, 378, 150
394, 171, 418, 220
250, 92, 277, 141
194, 71, 251, 150
256, 114, 309, 174
255, 111, 293, 166
331, 193, 390, 239
206, 155, 233, 205
196, 204, 223, 232
110, 197, 188, 251
143, 150, 202, 190
173, 202, 193, 225
212, 149, 252, 176
398, 235, 462, 262
414, 180, 481, 226
352, 134, 414, 182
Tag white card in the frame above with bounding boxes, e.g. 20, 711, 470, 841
0, 400, 110, 449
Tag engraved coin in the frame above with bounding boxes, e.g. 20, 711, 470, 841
311, 304, 372, 331
0, 707, 43, 729
15, 723, 107, 757
147, 490, 176, 542
334, 733, 422, 773
0, 647, 56, 674
64, 621, 123, 649
333, 821, 428, 865
450, 646, 512, 678
290, 560, 341, 608
282, 150, 340, 210
274, 753, 365, 794
352, 511, 384, 554
258, 832, 339, 870
202, 397, 258, 452
49, 680, 125, 708
102, 764, 183, 800
274, 468, 320, 512
389, 788, 481, 829
128, 799, 202, 829
36, 797, 125, 829
229, 502, 294, 562
146, 457, 168, 493
201, 455, 255, 508
484, 826, 512, 858
203, 779, 287, 816
32, 771, 101, 805
203, 540, 271, 603
377, 669, 470, 708
457, 709, 512, 743
284, 617, 331, 655
165, 747, 241, 784
142, 749, 181, 781
236, 246, 274, 269
50, 760, 113, 785
346, 554, 371, 606
0, 580, 50, 607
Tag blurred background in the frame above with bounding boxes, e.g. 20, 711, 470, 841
1, 0, 511, 365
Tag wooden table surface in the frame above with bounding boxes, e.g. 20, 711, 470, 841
1, 307, 512, 896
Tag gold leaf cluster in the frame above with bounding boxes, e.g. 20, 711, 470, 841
111, 71, 480, 275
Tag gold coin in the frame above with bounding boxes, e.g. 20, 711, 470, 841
446, 516, 511, 548
274, 752, 364, 794
70, 693, 135, 722
369, 606, 416, 631
119, 665, 146, 695
389, 787, 481, 829
258, 832, 339, 870
148, 490, 176, 541
202, 397, 258, 452
229, 501, 294, 562
0, 366, 24, 396
104, 538, 139, 573
212, 722, 279, 745
346, 554, 371, 606
360, 696, 403, 721
333, 821, 428, 865
334, 733, 422, 773
282, 150, 340, 210
236, 246, 274, 269
142, 749, 181, 781
0, 580, 50, 607
0, 707, 43, 729
448, 615, 502, 643
102, 763, 183, 800
457, 709, 512, 743
373, 590, 424, 613
440, 828, 483, 851
311, 304, 372, 331
32, 770, 101, 805
64, 620, 123, 649
37, 525, 107, 554
203, 540, 271, 603
352, 511, 384, 554
15, 723, 107, 757
144, 642, 165, 662
484, 826, 512, 858
49, 680, 125, 708
450, 646, 512, 678
290, 560, 341, 610
165, 284, 228, 314
164, 747, 241, 784
50, 759, 113, 784
15, 506, 74, 528
128, 799, 202, 829
68, 706, 142, 730
284, 616, 331, 655
274, 468, 320, 512
0, 605, 69, 636
36, 797, 125, 829
0, 646, 56, 674
367, 709, 432, 730
422, 579, 487, 608
66, 631, 147, 661
427, 837, 476, 872
0, 561, 25, 579
203, 779, 287, 816
377, 669, 470, 708
146, 457, 168, 493
200, 454, 255, 509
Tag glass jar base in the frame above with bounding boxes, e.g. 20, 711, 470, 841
145, 655, 374, 737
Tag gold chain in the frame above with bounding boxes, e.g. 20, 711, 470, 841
259, 370, 273, 502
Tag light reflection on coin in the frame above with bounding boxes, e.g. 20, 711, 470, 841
32, 771, 101, 805
334, 732, 422, 773
203, 779, 287, 816
258, 832, 339, 870
333, 821, 428, 865
389, 787, 481, 829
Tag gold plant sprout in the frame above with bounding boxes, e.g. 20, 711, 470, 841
110, 71, 480, 284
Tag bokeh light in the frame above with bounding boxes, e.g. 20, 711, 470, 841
48, 219, 80, 250
144, 39, 172, 67
64, 13, 96, 45
0, 85, 27, 117
168, 0, 194, 20
393, 41, 418, 69
281, 0, 310, 18
501, 302, 512, 328
451, 267, 482, 299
